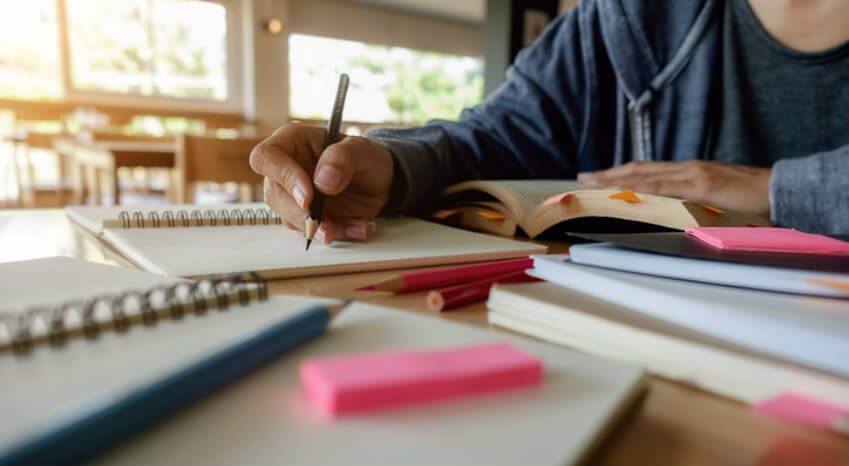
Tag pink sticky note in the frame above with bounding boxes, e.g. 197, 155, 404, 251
752, 392, 849, 430
432, 209, 461, 220
686, 227, 849, 255
543, 192, 574, 206
300, 342, 543, 417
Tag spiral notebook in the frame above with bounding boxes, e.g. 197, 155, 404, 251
0, 257, 338, 464
96, 302, 646, 466
66, 203, 278, 235
66, 204, 547, 279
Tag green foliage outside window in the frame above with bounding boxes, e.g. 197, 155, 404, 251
290, 35, 484, 126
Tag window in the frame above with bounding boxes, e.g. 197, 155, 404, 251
0, 1, 62, 100
66, 0, 229, 101
0, 0, 234, 106
289, 34, 484, 126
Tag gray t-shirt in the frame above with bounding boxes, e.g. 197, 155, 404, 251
710, 0, 849, 166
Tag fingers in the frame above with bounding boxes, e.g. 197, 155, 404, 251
312, 218, 376, 244
577, 160, 721, 202
253, 124, 386, 245
312, 137, 358, 196
616, 179, 701, 201
340, 218, 377, 241
250, 124, 324, 209
264, 176, 309, 230
264, 177, 375, 244
578, 161, 687, 188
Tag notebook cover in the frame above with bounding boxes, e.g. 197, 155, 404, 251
0, 257, 340, 464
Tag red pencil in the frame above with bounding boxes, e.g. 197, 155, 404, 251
426, 270, 540, 312
357, 257, 535, 294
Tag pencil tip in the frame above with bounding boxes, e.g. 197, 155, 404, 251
305, 239, 312, 251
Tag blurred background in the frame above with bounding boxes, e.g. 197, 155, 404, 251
0, 0, 577, 208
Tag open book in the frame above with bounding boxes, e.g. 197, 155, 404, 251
433, 180, 771, 238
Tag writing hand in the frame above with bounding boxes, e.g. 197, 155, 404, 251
577, 160, 772, 217
250, 123, 394, 244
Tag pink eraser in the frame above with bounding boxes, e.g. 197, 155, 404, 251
686, 227, 849, 255
752, 392, 849, 429
300, 342, 543, 416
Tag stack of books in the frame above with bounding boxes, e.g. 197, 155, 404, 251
487, 227, 849, 434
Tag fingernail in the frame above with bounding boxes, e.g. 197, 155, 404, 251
315, 165, 343, 191
578, 173, 599, 187
314, 227, 326, 243
293, 185, 306, 208
345, 222, 367, 241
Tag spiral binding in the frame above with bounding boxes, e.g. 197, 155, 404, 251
115, 207, 283, 228
0, 272, 268, 354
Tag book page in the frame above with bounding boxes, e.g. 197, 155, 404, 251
445, 180, 582, 222
102, 217, 547, 279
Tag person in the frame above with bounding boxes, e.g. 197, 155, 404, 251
250, 0, 849, 244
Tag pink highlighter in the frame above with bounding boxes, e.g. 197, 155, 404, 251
300, 342, 544, 417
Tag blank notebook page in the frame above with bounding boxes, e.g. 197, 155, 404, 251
102, 217, 547, 278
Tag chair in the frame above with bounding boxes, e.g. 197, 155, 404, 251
173, 134, 265, 204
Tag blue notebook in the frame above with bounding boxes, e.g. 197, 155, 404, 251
0, 257, 336, 465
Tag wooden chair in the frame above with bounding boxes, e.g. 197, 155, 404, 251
173, 134, 265, 204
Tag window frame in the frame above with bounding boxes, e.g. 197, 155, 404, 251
55, 0, 243, 113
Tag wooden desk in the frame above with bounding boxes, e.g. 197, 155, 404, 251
1, 209, 847, 466
52, 137, 175, 205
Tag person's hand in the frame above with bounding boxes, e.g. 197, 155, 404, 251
577, 160, 772, 217
250, 123, 394, 244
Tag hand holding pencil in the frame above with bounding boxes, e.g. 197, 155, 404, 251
250, 74, 395, 245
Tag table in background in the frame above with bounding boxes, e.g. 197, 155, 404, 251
52, 138, 175, 205
1, 209, 847, 466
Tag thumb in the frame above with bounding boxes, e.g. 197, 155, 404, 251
313, 140, 355, 196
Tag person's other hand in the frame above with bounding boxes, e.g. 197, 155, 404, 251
250, 123, 394, 244
577, 160, 772, 217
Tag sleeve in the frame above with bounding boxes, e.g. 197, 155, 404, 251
769, 145, 849, 235
367, 7, 597, 213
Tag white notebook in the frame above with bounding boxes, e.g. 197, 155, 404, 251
531, 255, 849, 378
94, 302, 646, 466
0, 257, 339, 460
101, 217, 547, 279
66, 204, 547, 279
488, 281, 849, 408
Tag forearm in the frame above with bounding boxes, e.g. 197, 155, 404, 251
769, 145, 849, 234
366, 124, 485, 214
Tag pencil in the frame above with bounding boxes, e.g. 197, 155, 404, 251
356, 257, 535, 293
426, 270, 540, 312
305, 73, 350, 251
